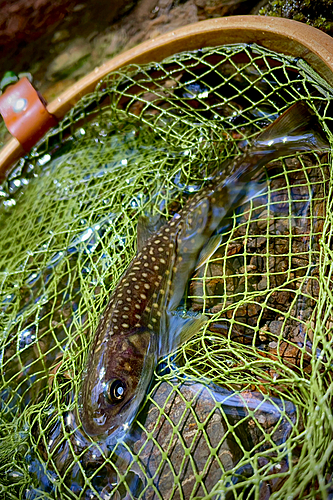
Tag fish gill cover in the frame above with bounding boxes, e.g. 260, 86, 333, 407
0, 43, 332, 499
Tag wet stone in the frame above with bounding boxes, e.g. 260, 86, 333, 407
269, 320, 283, 336
258, 276, 267, 291
125, 379, 297, 499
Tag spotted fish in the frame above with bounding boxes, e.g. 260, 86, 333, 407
80, 102, 328, 438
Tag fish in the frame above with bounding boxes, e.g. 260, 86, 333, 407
80, 101, 329, 439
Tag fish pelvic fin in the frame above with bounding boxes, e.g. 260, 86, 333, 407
252, 101, 329, 154
195, 234, 223, 270
160, 310, 207, 356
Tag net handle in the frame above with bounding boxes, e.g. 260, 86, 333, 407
0, 77, 58, 152
1, 14, 333, 181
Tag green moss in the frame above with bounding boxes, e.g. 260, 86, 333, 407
260, 0, 333, 34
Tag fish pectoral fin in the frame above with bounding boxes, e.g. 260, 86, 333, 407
163, 310, 207, 354
137, 213, 166, 251
226, 178, 268, 205
195, 234, 222, 270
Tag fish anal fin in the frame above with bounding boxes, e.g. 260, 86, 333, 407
137, 214, 166, 251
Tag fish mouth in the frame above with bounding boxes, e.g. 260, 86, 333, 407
80, 392, 136, 438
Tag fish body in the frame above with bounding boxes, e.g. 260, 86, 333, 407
80, 102, 328, 438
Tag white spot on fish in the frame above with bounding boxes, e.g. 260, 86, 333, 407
99, 367, 106, 380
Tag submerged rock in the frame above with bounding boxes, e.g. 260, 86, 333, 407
34, 378, 296, 499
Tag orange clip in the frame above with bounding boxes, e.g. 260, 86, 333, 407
0, 77, 58, 152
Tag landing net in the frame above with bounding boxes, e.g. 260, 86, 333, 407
0, 43, 332, 499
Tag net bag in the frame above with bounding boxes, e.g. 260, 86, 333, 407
0, 42, 332, 499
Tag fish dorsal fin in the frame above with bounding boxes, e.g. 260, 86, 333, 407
253, 101, 329, 152
137, 213, 166, 251
195, 234, 222, 270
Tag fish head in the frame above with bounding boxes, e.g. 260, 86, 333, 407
80, 327, 155, 438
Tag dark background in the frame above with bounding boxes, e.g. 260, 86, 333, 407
0, 0, 332, 101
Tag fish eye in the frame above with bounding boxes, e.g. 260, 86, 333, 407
104, 379, 126, 405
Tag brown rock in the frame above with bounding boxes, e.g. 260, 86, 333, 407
126, 380, 296, 498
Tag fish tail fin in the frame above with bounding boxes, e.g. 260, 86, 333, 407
252, 101, 329, 154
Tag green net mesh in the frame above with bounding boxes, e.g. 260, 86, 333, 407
0, 43, 332, 499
